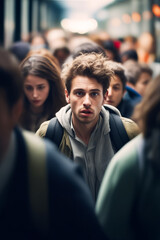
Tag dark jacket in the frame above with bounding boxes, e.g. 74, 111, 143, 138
0, 127, 106, 240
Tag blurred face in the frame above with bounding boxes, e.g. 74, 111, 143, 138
105, 75, 124, 107
65, 76, 106, 129
135, 72, 151, 97
24, 75, 50, 112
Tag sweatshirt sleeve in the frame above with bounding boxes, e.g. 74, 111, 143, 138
96, 137, 140, 240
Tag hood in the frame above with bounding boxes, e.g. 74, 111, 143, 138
56, 104, 73, 136
56, 104, 121, 136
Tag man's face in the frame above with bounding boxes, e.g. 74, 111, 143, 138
0, 90, 13, 161
65, 76, 106, 128
105, 75, 124, 107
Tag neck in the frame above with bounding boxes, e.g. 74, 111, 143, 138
72, 119, 98, 145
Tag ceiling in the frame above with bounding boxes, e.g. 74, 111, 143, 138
52, 0, 116, 18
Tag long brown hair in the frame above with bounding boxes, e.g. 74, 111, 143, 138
19, 53, 66, 130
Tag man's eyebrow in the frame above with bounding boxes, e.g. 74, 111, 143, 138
73, 88, 101, 92
90, 89, 101, 92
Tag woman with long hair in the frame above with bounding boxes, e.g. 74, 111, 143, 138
19, 53, 66, 132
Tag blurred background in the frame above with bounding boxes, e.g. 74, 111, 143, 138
0, 0, 160, 61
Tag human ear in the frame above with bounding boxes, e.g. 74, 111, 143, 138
65, 89, 70, 103
103, 90, 108, 104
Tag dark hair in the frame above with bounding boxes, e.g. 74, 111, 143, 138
20, 54, 66, 117
121, 49, 138, 62
105, 60, 127, 91
8, 41, 30, 62
0, 48, 23, 108
102, 39, 121, 62
72, 42, 106, 59
124, 60, 152, 85
62, 53, 113, 94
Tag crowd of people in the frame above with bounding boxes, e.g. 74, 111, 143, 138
0, 27, 160, 239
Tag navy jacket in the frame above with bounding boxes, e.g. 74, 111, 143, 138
0, 127, 106, 240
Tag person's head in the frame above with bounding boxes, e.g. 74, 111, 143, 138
120, 49, 138, 63
0, 48, 23, 160
20, 54, 66, 115
61, 53, 113, 127
134, 63, 153, 97
124, 60, 152, 96
102, 39, 121, 62
71, 42, 106, 59
27, 48, 61, 70
105, 61, 127, 107
8, 41, 31, 62
29, 32, 49, 50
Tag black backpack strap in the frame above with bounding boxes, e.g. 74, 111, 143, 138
45, 117, 63, 148
109, 112, 130, 152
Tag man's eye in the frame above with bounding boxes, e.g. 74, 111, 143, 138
91, 92, 99, 97
76, 92, 84, 96
113, 87, 120, 91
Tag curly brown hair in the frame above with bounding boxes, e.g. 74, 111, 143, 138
61, 53, 113, 94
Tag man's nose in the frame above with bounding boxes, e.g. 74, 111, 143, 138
83, 94, 91, 108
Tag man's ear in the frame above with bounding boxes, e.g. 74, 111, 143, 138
65, 89, 70, 103
103, 90, 108, 104
11, 98, 23, 126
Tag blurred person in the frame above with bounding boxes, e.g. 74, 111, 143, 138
119, 35, 138, 54
19, 54, 66, 132
8, 41, 30, 62
124, 60, 153, 97
71, 41, 107, 59
0, 47, 107, 240
27, 48, 61, 70
53, 44, 70, 67
36, 53, 139, 201
96, 74, 160, 240
105, 61, 134, 118
137, 32, 156, 64
102, 39, 121, 62
120, 49, 138, 63
29, 32, 49, 50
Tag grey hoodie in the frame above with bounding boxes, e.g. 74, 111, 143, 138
56, 104, 121, 201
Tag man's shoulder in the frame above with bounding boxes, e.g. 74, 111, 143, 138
36, 120, 50, 137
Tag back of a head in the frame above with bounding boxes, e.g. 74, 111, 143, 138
9, 41, 30, 63
0, 48, 23, 108
123, 60, 142, 85
72, 42, 106, 59
121, 49, 138, 63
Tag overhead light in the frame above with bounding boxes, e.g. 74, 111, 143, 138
61, 17, 97, 34
132, 12, 141, 22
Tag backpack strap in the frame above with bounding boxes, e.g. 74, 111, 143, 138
45, 110, 129, 153
45, 117, 63, 147
109, 112, 130, 152
23, 130, 49, 234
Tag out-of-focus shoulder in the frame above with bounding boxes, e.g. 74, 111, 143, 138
121, 117, 140, 140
